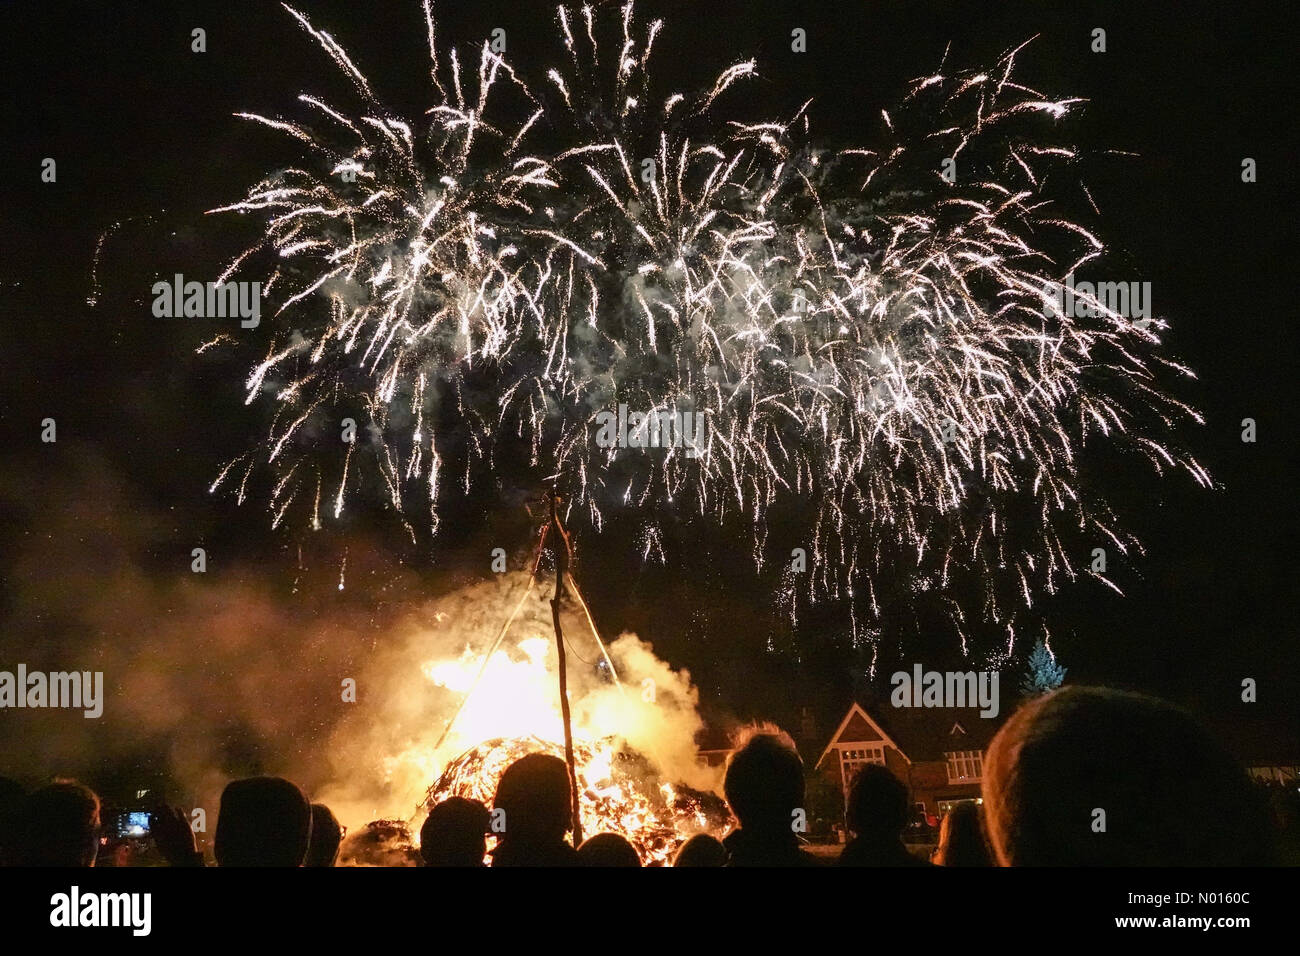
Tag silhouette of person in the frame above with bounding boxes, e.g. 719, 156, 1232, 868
15, 781, 101, 867
838, 764, 932, 866
672, 833, 727, 867
420, 796, 490, 867
982, 685, 1274, 866
491, 753, 580, 867
933, 801, 991, 867
578, 832, 642, 867
305, 803, 343, 867
151, 804, 205, 866
721, 729, 820, 866
214, 776, 312, 867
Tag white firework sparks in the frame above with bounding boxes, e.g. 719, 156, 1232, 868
207, 3, 1207, 659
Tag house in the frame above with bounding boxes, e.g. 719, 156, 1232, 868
1246, 764, 1299, 786
695, 724, 736, 769
815, 701, 1003, 824
694, 706, 823, 770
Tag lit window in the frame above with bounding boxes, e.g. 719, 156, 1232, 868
945, 749, 984, 782
841, 745, 886, 792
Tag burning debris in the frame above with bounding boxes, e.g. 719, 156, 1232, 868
423, 735, 729, 865
312, 571, 722, 846
338, 819, 421, 867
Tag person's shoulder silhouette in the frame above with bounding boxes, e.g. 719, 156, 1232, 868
578, 832, 641, 867
421, 796, 490, 866
305, 802, 343, 867
673, 833, 727, 867
15, 781, 100, 867
722, 727, 821, 866
839, 764, 933, 867
491, 753, 580, 867
215, 776, 311, 867
982, 685, 1274, 866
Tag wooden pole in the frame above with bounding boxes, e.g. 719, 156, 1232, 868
548, 489, 583, 848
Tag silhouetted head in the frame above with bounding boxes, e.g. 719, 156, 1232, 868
304, 803, 343, 867
672, 833, 727, 867
724, 729, 805, 836
578, 832, 641, 867
983, 686, 1273, 866
214, 776, 311, 867
935, 801, 991, 867
17, 781, 100, 867
493, 753, 573, 846
420, 797, 490, 866
846, 764, 909, 842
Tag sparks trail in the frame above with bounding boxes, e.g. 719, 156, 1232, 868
206, 3, 1207, 660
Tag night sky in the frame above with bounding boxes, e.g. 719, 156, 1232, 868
1, 0, 1295, 794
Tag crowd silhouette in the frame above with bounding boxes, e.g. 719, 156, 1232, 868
0, 686, 1288, 867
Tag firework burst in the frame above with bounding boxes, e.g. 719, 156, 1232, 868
207, 3, 1207, 660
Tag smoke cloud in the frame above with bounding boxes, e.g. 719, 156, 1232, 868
0, 449, 718, 837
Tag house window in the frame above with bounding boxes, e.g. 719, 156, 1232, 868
840, 745, 886, 792
1249, 766, 1298, 785
945, 750, 984, 782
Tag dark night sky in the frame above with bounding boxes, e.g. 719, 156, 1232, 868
0, 0, 1295, 787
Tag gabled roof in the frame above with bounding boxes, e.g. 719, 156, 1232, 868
818, 701, 1004, 767
877, 705, 1000, 762
815, 702, 907, 769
